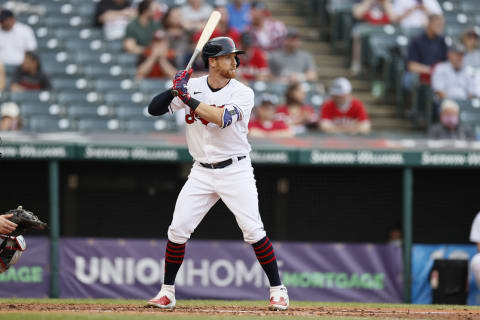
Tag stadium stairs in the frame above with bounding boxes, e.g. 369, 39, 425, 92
264, 0, 416, 134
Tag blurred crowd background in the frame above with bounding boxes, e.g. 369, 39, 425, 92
0, 0, 479, 140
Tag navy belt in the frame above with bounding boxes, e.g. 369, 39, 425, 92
199, 156, 246, 169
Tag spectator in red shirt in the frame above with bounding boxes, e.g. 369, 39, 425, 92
319, 77, 371, 135
10, 51, 50, 92
247, 1, 287, 51
192, 6, 240, 46
249, 93, 294, 138
236, 32, 270, 82
351, 0, 396, 75
276, 82, 318, 135
136, 30, 177, 79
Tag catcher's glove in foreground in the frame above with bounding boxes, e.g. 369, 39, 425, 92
6, 206, 47, 237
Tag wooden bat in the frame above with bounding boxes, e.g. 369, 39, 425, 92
171, 10, 221, 97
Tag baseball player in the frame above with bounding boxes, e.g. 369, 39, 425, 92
146, 36, 289, 311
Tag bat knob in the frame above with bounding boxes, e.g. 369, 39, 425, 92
171, 89, 179, 97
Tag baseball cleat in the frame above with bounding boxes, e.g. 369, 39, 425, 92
148, 284, 176, 310
268, 285, 289, 311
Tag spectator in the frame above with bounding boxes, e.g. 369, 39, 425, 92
350, 0, 396, 75
319, 77, 371, 135
248, 94, 294, 138
227, 0, 251, 33
247, 1, 287, 51
462, 27, 480, 69
427, 99, 474, 140
123, 0, 162, 55
432, 43, 476, 101
180, 0, 213, 32
470, 212, 480, 290
94, 0, 136, 41
162, 6, 189, 68
0, 62, 5, 91
136, 30, 177, 80
276, 82, 318, 135
0, 9, 37, 66
10, 51, 50, 92
269, 28, 317, 83
192, 6, 241, 45
404, 14, 446, 90
236, 32, 270, 82
392, 0, 442, 30
0, 102, 21, 131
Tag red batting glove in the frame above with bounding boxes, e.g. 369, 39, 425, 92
172, 68, 193, 103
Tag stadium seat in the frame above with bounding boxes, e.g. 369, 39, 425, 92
67, 103, 113, 119
103, 91, 146, 105
104, 40, 124, 53
26, 116, 73, 132
116, 53, 138, 66
456, 99, 480, 113
9, 91, 53, 104
20, 102, 66, 117
77, 118, 122, 132
57, 91, 102, 105
83, 64, 127, 79
51, 77, 91, 91
138, 79, 169, 93
65, 39, 104, 52
115, 104, 150, 119
43, 61, 81, 78
461, 0, 480, 13
94, 79, 136, 92
125, 118, 177, 133
37, 37, 65, 52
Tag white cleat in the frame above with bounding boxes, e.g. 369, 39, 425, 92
148, 284, 176, 310
269, 285, 289, 311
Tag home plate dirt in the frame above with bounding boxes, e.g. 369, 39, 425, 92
1, 303, 480, 319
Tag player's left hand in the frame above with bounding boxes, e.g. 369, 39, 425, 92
172, 68, 193, 103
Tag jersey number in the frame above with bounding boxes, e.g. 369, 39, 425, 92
185, 105, 225, 125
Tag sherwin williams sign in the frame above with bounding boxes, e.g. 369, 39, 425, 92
0, 237, 49, 298
60, 239, 402, 302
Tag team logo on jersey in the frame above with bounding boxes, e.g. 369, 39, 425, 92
185, 105, 225, 125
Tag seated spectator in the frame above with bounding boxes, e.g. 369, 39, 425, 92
136, 30, 177, 80
0, 102, 21, 131
192, 6, 240, 46
247, 1, 287, 51
319, 77, 371, 135
180, 0, 213, 32
427, 99, 474, 140
248, 94, 294, 138
432, 43, 476, 101
470, 212, 480, 290
236, 32, 270, 82
227, 0, 251, 33
269, 28, 317, 83
10, 51, 50, 92
350, 0, 396, 75
462, 27, 480, 69
276, 82, 318, 135
162, 6, 190, 68
0, 9, 37, 66
123, 0, 162, 55
94, 0, 136, 41
392, 0, 442, 30
404, 14, 446, 90
0, 62, 5, 91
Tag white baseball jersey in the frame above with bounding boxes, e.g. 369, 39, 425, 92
470, 212, 480, 243
168, 75, 254, 163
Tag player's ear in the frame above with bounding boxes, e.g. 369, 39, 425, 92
209, 57, 216, 68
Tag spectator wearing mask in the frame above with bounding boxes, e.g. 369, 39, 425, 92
276, 82, 318, 135
10, 51, 50, 92
462, 27, 480, 69
432, 43, 476, 101
123, 0, 162, 54
226, 0, 251, 33
247, 1, 287, 51
319, 77, 371, 135
94, 0, 136, 41
162, 6, 189, 68
469, 212, 480, 291
236, 32, 270, 82
0, 102, 21, 131
392, 0, 442, 30
248, 94, 294, 138
404, 14, 446, 90
0, 9, 37, 66
180, 0, 213, 32
269, 28, 317, 83
427, 99, 474, 140
350, 0, 396, 75
136, 30, 177, 80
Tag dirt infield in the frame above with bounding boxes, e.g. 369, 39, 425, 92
1, 303, 480, 319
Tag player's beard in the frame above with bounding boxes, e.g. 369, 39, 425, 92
219, 68, 236, 79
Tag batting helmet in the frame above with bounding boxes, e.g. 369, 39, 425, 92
201, 36, 245, 68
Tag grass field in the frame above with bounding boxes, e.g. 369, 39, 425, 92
1, 299, 480, 320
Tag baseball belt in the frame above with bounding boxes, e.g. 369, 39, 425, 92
199, 156, 246, 169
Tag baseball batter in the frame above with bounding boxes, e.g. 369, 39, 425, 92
146, 37, 289, 311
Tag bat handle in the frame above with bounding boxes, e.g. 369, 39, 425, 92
171, 89, 179, 97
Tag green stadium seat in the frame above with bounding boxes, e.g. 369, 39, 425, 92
67, 103, 113, 119
116, 53, 138, 66
456, 99, 480, 113
20, 102, 65, 117
37, 37, 65, 52
94, 79, 136, 92
138, 79, 170, 93
65, 39, 104, 52
43, 61, 81, 78
10, 91, 53, 104
125, 118, 177, 133
83, 64, 127, 79
57, 90, 102, 105
115, 104, 150, 119
104, 40, 124, 53
26, 116, 73, 132
77, 118, 122, 132
103, 91, 146, 105
461, 0, 480, 13
51, 77, 91, 91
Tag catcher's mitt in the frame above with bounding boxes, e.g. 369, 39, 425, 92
5, 206, 47, 237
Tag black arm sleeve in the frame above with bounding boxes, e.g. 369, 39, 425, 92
148, 89, 174, 116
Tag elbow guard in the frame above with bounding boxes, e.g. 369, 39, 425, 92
221, 105, 243, 128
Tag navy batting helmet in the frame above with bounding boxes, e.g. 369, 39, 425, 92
201, 36, 245, 68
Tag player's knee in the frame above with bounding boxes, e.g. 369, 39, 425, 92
242, 228, 267, 245
167, 226, 190, 244
470, 253, 480, 287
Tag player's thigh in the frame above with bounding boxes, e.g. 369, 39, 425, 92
216, 160, 265, 243
169, 166, 220, 242
471, 253, 480, 287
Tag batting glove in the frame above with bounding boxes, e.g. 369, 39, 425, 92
172, 68, 193, 104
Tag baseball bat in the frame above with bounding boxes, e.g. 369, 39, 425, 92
171, 10, 221, 96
